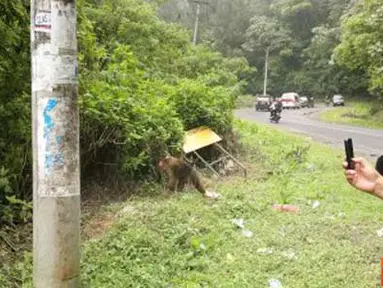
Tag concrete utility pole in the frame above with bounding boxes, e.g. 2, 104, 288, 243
192, 0, 208, 45
192, 2, 200, 45
263, 47, 269, 96
31, 0, 80, 287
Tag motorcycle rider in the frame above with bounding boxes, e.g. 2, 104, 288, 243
269, 98, 282, 121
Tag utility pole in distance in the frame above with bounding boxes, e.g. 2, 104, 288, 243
192, 2, 200, 45
263, 47, 269, 96
31, 0, 80, 287
192, 0, 208, 45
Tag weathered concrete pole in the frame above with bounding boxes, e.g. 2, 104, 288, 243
31, 0, 80, 286
193, 2, 200, 45
263, 47, 269, 96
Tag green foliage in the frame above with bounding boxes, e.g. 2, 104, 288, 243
0, 0, 250, 223
334, 0, 383, 97
0, 1, 32, 224
11, 120, 382, 287
0, 252, 32, 288
319, 100, 383, 129
243, 16, 292, 53
169, 79, 235, 135
235, 94, 255, 108
78, 0, 248, 178
159, 0, 376, 99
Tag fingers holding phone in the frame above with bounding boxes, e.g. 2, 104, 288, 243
344, 138, 355, 170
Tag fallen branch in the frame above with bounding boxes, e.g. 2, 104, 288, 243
0, 233, 18, 252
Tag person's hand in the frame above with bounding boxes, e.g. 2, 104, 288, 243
343, 157, 380, 194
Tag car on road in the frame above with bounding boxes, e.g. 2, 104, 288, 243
308, 96, 315, 108
332, 94, 345, 107
281, 92, 300, 109
255, 94, 271, 111
299, 96, 309, 108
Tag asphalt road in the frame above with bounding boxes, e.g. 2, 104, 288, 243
235, 105, 383, 160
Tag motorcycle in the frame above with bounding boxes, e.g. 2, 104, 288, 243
269, 101, 282, 123
269, 109, 281, 123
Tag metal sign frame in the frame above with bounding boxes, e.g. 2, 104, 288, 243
182, 127, 247, 178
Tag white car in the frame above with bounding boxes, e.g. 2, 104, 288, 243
299, 96, 309, 108
332, 95, 345, 106
280, 92, 300, 109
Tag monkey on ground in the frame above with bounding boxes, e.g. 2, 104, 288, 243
158, 155, 220, 199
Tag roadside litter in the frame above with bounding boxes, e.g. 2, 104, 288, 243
231, 218, 245, 229
231, 218, 254, 238
281, 249, 297, 260
272, 204, 299, 213
312, 200, 320, 209
268, 279, 283, 288
257, 247, 273, 255
241, 229, 253, 238
377, 227, 383, 237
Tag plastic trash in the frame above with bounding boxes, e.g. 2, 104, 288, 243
268, 279, 283, 288
282, 249, 297, 260
312, 200, 320, 209
205, 190, 221, 199
377, 227, 383, 237
257, 247, 273, 255
232, 218, 245, 229
242, 229, 253, 238
273, 204, 299, 213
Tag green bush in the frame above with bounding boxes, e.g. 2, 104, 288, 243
76, 0, 248, 179
80, 78, 185, 177
0, 1, 32, 224
170, 79, 235, 135
0, 0, 250, 224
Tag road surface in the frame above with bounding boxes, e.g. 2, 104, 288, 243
235, 106, 383, 159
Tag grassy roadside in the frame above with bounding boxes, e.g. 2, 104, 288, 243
2, 120, 383, 287
319, 101, 383, 129
236, 94, 255, 109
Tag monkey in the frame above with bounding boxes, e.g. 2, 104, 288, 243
376, 155, 383, 176
158, 155, 210, 196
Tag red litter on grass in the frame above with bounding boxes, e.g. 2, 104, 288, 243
273, 204, 299, 213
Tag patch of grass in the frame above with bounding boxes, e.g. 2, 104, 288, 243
319, 101, 383, 129
236, 94, 255, 108
6, 120, 383, 287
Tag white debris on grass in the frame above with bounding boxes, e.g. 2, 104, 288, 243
257, 247, 273, 255
231, 218, 245, 229
242, 229, 254, 238
312, 200, 320, 209
281, 249, 297, 260
268, 279, 283, 288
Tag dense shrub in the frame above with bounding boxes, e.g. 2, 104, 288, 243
77, 0, 250, 179
169, 79, 235, 135
0, 0, 250, 223
0, 1, 32, 224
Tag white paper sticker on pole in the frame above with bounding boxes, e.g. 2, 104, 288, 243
34, 11, 51, 32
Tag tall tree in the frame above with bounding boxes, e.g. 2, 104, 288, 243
334, 0, 383, 98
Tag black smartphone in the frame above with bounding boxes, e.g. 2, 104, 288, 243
344, 138, 355, 169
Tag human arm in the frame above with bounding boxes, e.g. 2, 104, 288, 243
343, 157, 383, 200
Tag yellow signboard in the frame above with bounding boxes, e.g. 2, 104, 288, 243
182, 126, 222, 153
